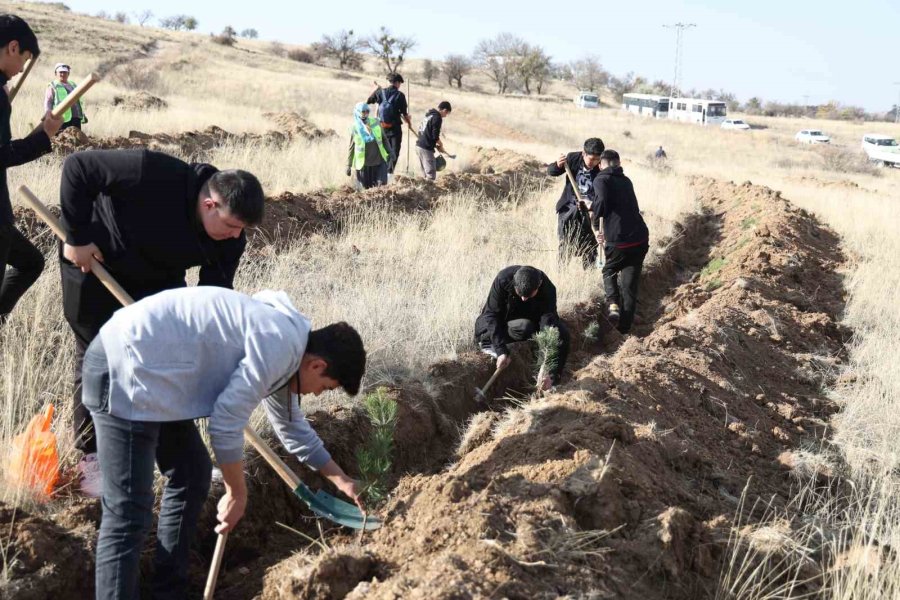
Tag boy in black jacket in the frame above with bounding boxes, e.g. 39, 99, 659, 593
474, 265, 570, 390
590, 150, 649, 333
415, 101, 452, 180
366, 73, 413, 175
547, 137, 604, 269
0, 15, 62, 323
58, 148, 265, 496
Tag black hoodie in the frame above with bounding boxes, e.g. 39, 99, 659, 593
547, 151, 600, 220
59, 149, 246, 296
590, 166, 649, 247
0, 72, 53, 227
416, 108, 443, 151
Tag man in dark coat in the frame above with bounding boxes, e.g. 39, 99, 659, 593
474, 265, 570, 389
591, 149, 650, 333
547, 137, 605, 269
58, 148, 265, 497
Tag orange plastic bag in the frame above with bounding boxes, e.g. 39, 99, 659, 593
5, 404, 59, 498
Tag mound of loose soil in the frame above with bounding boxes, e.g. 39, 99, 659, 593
111, 92, 168, 111
259, 178, 849, 599
263, 111, 336, 140
463, 146, 545, 174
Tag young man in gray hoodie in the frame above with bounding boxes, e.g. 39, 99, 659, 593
81, 286, 367, 599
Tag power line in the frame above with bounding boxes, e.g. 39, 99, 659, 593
663, 23, 696, 98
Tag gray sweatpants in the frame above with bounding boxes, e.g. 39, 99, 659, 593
416, 146, 437, 180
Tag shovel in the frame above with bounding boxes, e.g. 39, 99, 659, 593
563, 163, 604, 268
18, 184, 381, 532
474, 358, 509, 403
7, 56, 37, 103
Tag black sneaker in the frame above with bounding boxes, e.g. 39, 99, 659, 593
478, 340, 498, 358
608, 303, 621, 324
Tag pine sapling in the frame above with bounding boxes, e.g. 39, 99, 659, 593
356, 387, 398, 504
533, 326, 561, 393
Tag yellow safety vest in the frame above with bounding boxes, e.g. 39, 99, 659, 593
50, 81, 85, 123
351, 119, 389, 170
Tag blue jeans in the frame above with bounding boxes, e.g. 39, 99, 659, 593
83, 339, 212, 600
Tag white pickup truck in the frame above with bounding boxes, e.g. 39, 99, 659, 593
862, 134, 900, 168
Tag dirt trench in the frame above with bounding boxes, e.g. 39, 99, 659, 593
253, 178, 850, 599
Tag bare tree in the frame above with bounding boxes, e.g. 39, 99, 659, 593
114, 12, 129, 24
421, 59, 438, 86
240, 29, 259, 39
517, 44, 552, 95
474, 33, 525, 94
134, 10, 154, 27
311, 30, 365, 71
159, 15, 198, 31
364, 26, 416, 75
443, 54, 471, 88
607, 72, 637, 101
570, 55, 608, 92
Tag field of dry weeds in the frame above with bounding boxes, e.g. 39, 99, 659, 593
1, 2, 900, 599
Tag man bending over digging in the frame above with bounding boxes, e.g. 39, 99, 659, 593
81, 286, 366, 599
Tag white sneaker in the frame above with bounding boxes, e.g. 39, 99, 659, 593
78, 453, 103, 498
211, 467, 224, 484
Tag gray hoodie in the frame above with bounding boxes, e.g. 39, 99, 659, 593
98, 287, 332, 468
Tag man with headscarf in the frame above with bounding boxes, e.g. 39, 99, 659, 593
346, 102, 390, 190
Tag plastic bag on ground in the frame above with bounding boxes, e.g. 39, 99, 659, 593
4, 404, 60, 498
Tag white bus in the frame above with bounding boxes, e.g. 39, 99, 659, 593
668, 97, 727, 126
622, 93, 669, 119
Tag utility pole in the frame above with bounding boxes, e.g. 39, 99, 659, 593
663, 22, 696, 98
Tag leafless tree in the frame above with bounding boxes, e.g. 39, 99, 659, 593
443, 54, 471, 89
311, 29, 365, 71
364, 26, 416, 75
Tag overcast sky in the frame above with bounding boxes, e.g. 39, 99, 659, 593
62, 0, 900, 111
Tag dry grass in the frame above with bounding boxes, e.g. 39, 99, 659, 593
3, 3, 900, 597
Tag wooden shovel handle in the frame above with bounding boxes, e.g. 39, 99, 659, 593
17, 185, 134, 307
563, 163, 600, 235
7, 56, 38, 103
202, 532, 228, 600
242, 426, 301, 488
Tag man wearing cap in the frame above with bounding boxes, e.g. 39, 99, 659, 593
45, 63, 87, 133
366, 73, 412, 176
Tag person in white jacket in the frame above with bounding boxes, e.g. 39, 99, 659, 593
80, 286, 367, 599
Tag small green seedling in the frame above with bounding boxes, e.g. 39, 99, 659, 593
533, 326, 561, 393
356, 387, 398, 504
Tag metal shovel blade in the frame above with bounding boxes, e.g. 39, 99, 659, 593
293, 482, 381, 530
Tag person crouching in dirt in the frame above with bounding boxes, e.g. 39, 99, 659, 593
590, 149, 650, 334
82, 286, 366, 599
548, 137, 605, 269
346, 102, 390, 190
415, 101, 453, 181
475, 265, 570, 391
57, 149, 265, 499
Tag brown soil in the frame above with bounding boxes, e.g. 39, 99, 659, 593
0, 174, 851, 599
257, 178, 849, 599
262, 112, 336, 140
111, 92, 168, 111
256, 146, 544, 246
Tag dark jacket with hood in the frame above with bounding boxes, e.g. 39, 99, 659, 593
416, 108, 443, 151
476, 265, 561, 358
547, 151, 600, 221
59, 149, 246, 326
590, 165, 649, 247
1, 72, 53, 227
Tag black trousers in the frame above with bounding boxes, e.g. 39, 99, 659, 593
382, 127, 402, 174
602, 243, 649, 333
0, 224, 45, 322
61, 258, 146, 455
474, 316, 571, 383
558, 210, 598, 270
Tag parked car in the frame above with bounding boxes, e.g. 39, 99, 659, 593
574, 91, 600, 109
721, 119, 751, 131
861, 133, 900, 167
795, 129, 830, 144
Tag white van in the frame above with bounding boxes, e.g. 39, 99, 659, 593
574, 92, 600, 109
